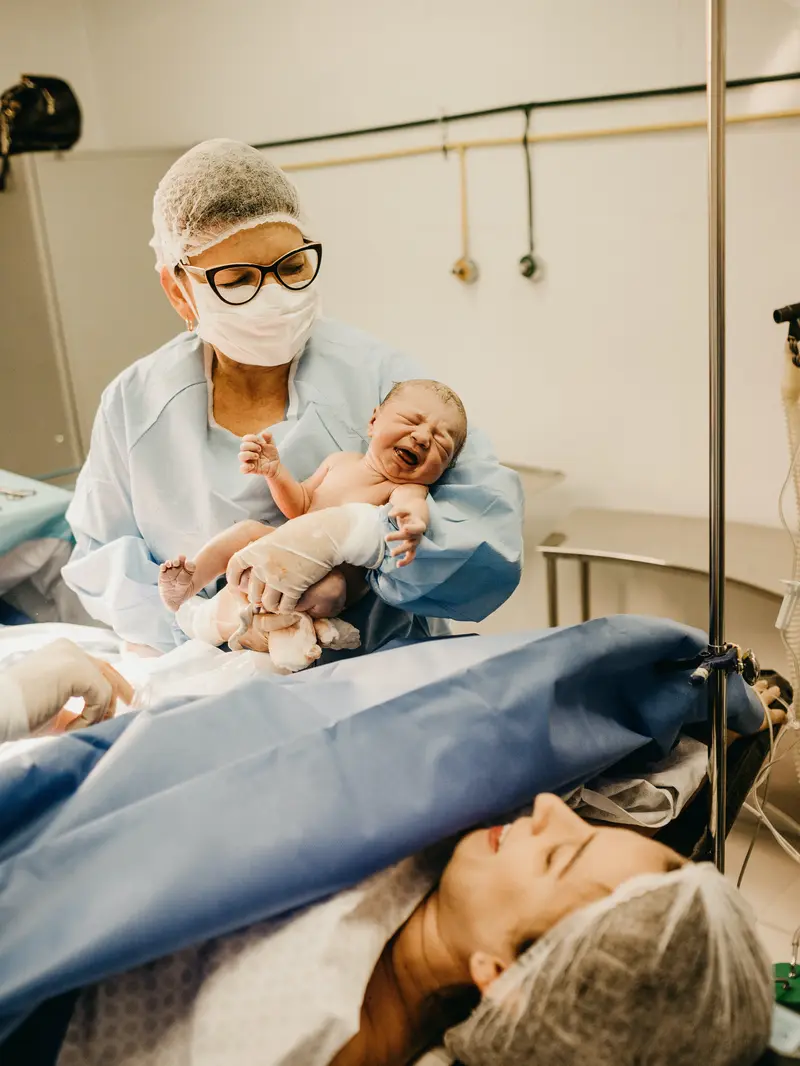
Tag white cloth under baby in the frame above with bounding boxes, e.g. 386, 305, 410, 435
58, 855, 439, 1066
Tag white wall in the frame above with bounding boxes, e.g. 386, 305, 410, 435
9, 0, 800, 527
31, 150, 182, 446
0, 0, 104, 148
77, 0, 800, 150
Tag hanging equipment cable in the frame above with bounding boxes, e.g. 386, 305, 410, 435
519, 107, 537, 279
253, 70, 800, 151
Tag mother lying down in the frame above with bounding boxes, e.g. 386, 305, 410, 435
60, 794, 772, 1066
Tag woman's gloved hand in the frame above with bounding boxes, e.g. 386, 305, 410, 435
0, 639, 134, 742
226, 503, 385, 614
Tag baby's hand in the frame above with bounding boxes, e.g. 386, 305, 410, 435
386, 509, 427, 568
239, 432, 281, 478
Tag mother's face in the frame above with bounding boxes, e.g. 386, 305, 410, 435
436, 794, 685, 988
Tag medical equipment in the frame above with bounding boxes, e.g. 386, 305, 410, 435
741, 265, 800, 893
770, 932, 800, 1059
256, 78, 800, 157
445, 863, 772, 1066
775, 302, 800, 370
450, 147, 479, 285
536, 0, 764, 879
518, 107, 539, 281
775, 929, 800, 1001
698, 0, 734, 873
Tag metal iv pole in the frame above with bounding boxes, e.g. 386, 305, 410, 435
707, 0, 728, 872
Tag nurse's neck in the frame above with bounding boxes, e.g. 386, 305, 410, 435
213, 349, 290, 401
211, 349, 291, 436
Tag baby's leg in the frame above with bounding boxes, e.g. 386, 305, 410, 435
159, 520, 273, 611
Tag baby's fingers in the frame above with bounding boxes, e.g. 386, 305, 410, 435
402, 518, 426, 537
396, 544, 418, 567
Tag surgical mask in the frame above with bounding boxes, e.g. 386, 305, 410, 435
186, 277, 319, 367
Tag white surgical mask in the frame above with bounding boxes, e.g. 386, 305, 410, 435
186, 277, 319, 367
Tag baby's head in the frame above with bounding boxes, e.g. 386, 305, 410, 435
368, 379, 468, 486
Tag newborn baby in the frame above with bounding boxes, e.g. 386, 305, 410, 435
159, 380, 467, 670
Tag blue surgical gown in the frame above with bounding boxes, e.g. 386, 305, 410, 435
63, 318, 523, 652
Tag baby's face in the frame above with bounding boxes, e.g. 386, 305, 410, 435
368, 385, 463, 485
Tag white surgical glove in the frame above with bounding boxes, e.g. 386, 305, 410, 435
0, 639, 134, 742
226, 503, 385, 614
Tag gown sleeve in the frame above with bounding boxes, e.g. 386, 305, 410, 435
63, 402, 184, 652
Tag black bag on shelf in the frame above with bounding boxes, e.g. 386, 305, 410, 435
0, 75, 82, 191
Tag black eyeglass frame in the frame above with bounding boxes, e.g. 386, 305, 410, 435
179, 242, 323, 305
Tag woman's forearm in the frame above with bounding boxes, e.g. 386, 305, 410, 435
340, 564, 370, 607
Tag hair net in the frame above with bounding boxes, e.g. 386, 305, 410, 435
150, 138, 303, 271
446, 863, 773, 1066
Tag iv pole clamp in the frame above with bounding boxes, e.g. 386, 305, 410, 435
706, 0, 729, 873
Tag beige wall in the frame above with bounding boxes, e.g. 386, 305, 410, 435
0, 162, 81, 477
30, 150, 182, 444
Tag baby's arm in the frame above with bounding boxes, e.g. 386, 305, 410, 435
386, 484, 430, 567
239, 433, 330, 519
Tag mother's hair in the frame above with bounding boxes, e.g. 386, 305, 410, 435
446, 862, 773, 1066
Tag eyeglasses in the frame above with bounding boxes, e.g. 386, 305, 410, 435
180, 242, 322, 306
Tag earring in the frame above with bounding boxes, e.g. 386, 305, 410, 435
185, 318, 195, 332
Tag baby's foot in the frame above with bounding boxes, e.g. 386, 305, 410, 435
158, 556, 199, 611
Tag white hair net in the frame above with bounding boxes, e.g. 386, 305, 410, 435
150, 138, 303, 271
446, 863, 773, 1066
